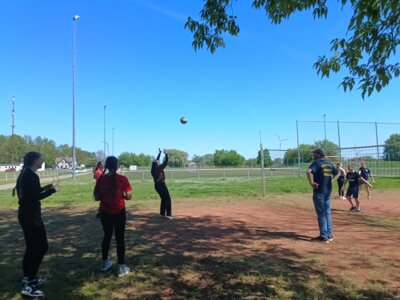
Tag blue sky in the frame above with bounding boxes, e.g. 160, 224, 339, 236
1, 0, 399, 160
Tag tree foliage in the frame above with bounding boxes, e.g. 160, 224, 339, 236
213, 149, 245, 166
167, 149, 189, 168
118, 152, 153, 167
383, 134, 400, 161
0, 134, 97, 167
314, 140, 340, 157
185, 0, 400, 97
257, 148, 273, 167
283, 140, 339, 165
192, 154, 215, 166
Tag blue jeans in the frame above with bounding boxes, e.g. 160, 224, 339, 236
312, 192, 332, 239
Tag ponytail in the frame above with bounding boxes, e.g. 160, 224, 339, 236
12, 151, 42, 198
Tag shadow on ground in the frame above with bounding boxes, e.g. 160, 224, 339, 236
0, 207, 398, 300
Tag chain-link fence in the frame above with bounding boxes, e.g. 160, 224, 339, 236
269, 144, 400, 177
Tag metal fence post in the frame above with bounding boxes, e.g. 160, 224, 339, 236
296, 120, 301, 176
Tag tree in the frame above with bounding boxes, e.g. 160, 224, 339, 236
284, 144, 314, 165
185, 1, 400, 98
213, 149, 245, 166
257, 148, 273, 167
314, 140, 340, 158
118, 152, 135, 167
246, 158, 258, 167
192, 154, 214, 166
4, 135, 27, 163
167, 149, 189, 168
384, 134, 400, 161
34, 137, 57, 167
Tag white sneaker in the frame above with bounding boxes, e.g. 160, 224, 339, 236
165, 215, 173, 219
21, 282, 44, 297
101, 258, 113, 271
118, 264, 130, 277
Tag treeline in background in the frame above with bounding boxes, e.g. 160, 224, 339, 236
1, 134, 399, 169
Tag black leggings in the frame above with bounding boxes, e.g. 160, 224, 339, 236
155, 182, 172, 216
18, 213, 49, 280
100, 209, 126, 264
337, 176, 345, 197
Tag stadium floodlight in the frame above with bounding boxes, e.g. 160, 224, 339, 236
72, 14, 80, 180
104, 105, 108, 159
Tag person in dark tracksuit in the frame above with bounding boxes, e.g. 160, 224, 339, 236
151, 149, 172, 219
13, 152, 59, 298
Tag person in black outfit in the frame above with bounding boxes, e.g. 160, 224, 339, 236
336, 162, 346, 199
12, 152, 59, 298
151, 149, 172, 219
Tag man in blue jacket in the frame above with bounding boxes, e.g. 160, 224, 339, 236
306, 149, 339, 243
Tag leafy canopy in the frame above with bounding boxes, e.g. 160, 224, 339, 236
185, 0, 400, 98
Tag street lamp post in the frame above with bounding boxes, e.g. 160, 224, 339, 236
72, 14, 80, 180
323, 114, 327, 153
112, 127, 115, 156
103, 105, 108, 159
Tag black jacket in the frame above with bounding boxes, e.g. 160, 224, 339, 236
17, 168, 55, 217
151, 152, 168, 183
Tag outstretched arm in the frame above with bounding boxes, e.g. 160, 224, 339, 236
360, 177, 372, 187
160, 152, 169, 169
155, 148, 162, 161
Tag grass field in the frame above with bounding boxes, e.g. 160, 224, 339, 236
0, 175, 399, 299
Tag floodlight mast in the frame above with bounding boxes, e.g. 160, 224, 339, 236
72, 14, 80, 180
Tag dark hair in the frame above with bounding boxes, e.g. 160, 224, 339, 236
104, 156, 118, 172
98, 156, 119, 198
12, 152, 42, 197
312, 149, 325, 159
93, 161, 103, 179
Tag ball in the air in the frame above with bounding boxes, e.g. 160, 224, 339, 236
180, 117, 188, 124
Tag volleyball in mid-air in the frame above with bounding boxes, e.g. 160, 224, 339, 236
180, 117, 188, 124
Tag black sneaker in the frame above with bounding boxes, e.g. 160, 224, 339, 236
21, 276, 45, 288
349, 206, 356, 211
21, 281, 44, 297
311, 236, 330, 243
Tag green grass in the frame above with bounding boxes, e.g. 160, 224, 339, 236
1, 174, 399, 209
1, 175, 400, 299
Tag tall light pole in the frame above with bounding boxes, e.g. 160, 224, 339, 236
112, 127, 115, 156
323, 114, 327, 153
103, 105, 108, 159
72, 14, 80, 180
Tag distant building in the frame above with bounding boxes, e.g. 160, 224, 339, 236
55, 157, 76, 169
0, 163, 45, 172
0, 164, 23, 172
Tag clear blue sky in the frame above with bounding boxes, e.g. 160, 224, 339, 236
1, 0, 399, 159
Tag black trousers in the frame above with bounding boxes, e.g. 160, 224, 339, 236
18, 211, 49, 280
100, 209, 126, 264
155, 182, 172, 216
337, 176, 345, 196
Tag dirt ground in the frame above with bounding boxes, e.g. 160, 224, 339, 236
1, 190, 399, 299
133, 190, 400, 291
